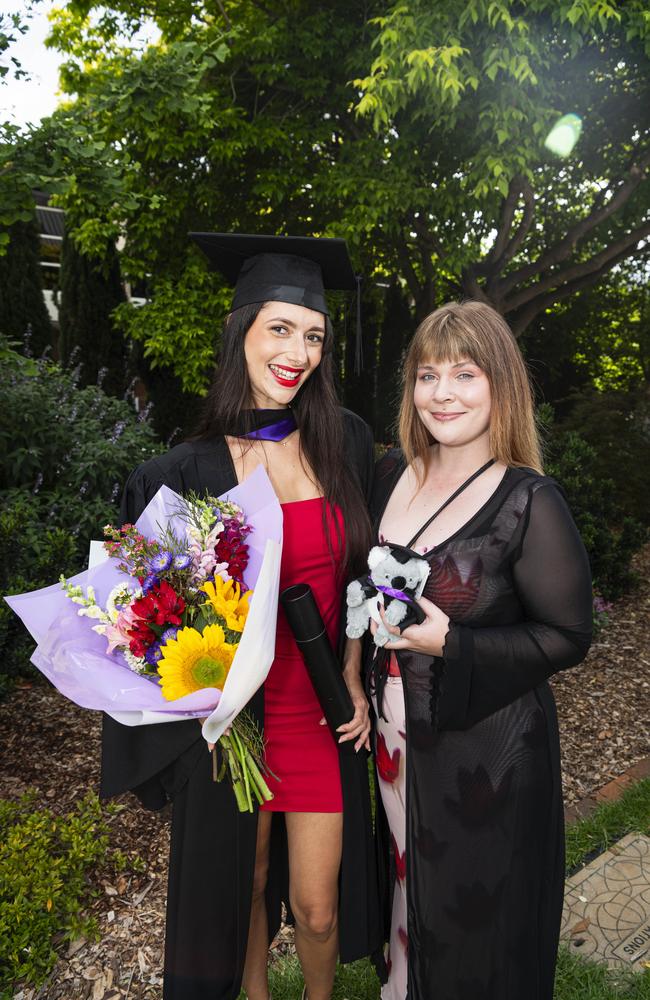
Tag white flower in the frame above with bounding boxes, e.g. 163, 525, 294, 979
61, 577, 105, 613
77, 604, 107, 621
106, 583, 141, 623
122, 648, 149, 675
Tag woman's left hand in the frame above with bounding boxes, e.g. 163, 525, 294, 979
318, 638, 371, 752
374, 596, 450, 658
336, 678, 371, 752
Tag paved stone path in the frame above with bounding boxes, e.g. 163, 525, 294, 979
562, 833, 650, 969
560, 754, 650, 972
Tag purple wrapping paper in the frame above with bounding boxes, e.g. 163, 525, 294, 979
5, 465, 283, 724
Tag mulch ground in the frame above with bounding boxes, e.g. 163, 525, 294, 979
2, 545, 649, 999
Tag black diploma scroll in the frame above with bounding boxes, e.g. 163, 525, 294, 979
280, 583, 355, 754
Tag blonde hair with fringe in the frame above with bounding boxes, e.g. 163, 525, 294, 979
398, 301, 543, 478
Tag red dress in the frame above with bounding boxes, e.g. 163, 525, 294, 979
259, 497, 344, 812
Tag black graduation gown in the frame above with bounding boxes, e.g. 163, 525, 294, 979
369, 455, 593, 1000
100, 409, 382, 1000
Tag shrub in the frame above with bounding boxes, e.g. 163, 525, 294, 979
558, 387, 650, 526
0, 792, 110, 991
542, 408, 647, 600
0, 337, 160, 501
0, 337, 161, 695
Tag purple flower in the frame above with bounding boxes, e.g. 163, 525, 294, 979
593, 596, 613, 614
160, 627, 179, 645
144, 642, 164, 666
149, 551, 173, 573
173, 552, 192, 571
142, 575, 160, 595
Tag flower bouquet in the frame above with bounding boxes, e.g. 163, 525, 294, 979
5, 465, 283, 812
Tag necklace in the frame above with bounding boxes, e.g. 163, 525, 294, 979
278, 429, 298, 448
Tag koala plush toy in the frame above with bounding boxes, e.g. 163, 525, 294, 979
346, 542, 431, 647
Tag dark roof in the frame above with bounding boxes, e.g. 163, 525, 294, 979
36, 205, 65, 239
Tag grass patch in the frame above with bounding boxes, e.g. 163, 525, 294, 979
243, 950, 650, 1000
267, 956, 379, 1000
237, 957, 381, 999
566, 778, 650, 873
555, 947, 650, 999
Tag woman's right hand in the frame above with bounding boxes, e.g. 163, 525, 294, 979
198, 717, 215, 751
372, 596, 450, 658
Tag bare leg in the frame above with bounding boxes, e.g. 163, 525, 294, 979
241, 810, 273, 1000
286, 812, 343, 1000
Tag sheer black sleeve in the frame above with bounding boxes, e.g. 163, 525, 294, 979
437, 483, 593, 731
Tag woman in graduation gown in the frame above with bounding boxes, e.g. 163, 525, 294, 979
101, 234, 382, 1000
368, 301, 593, 1000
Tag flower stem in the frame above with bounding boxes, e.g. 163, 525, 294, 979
231, 727, 252, 812
246, 754, 274, 802
213, 717, 274, 813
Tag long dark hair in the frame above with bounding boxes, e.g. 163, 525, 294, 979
193, 303, 371, 576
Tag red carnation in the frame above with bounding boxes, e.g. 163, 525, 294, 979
131, 580, 185, 627
376, 732, 401, 784
392, 834, 406, 882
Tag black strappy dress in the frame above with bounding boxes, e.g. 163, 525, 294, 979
369, 451, 593, 1000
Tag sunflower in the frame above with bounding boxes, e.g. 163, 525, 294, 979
201, 577, 252, 632
157, 624, 236, 701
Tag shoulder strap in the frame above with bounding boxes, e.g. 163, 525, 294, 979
406, 458, 495, 549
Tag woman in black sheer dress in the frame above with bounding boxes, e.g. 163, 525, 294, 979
368, 301, 592, 1000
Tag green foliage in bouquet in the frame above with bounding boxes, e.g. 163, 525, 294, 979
0, 792, 110, 992
0, 337, 161, 696
541, 405, 647, 601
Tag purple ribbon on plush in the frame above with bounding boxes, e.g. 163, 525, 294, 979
244, 415, 297, 442
375, 583, 410, 602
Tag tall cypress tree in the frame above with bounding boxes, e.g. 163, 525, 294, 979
0, 215, 53, 356
57, 234, 127, 396
375, 281, 416, 443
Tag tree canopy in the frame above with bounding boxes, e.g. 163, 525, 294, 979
0, 0, 649, 393
353, 0, 650, 331
0, 11, 28, 85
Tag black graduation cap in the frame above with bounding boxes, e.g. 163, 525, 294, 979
190, 232, 357, 313
190, 232, 363, 369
